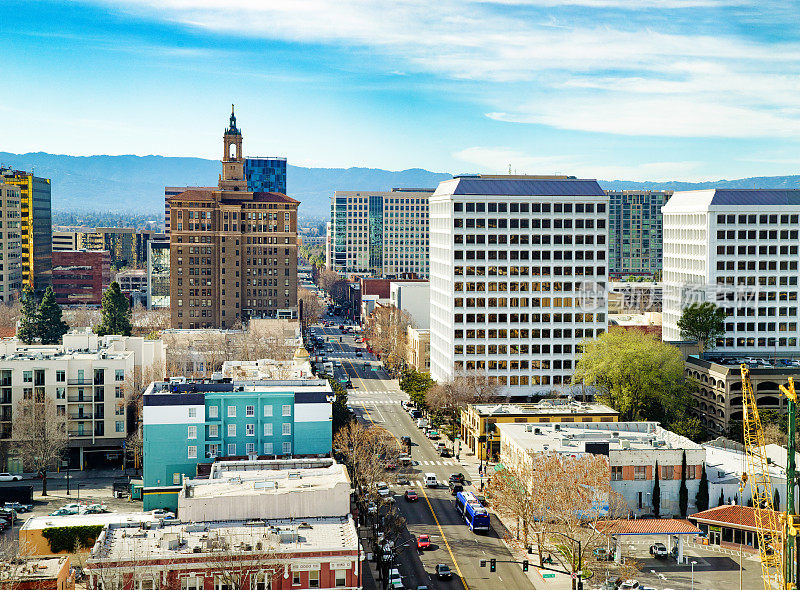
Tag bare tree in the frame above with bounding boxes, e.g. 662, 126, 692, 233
489, 451, 626, 582
426, 371, 500, 418
317, 269, 341, 293
0, 301, 21, 330
131, 306, 170, 336
63, 306, 101, 329
364, 307, 412, 376
13, 397, 67, 496
299, 287, 324, 325
333, 422, 401, 503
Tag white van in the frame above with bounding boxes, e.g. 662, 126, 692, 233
425, 473, 437, 488
416, 418, 428, 429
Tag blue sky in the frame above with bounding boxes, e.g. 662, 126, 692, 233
1, 0, 800, 181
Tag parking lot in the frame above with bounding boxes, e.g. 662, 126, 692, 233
598, 534, 765, 590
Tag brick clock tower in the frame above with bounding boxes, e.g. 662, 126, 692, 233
219, 105, 247, 192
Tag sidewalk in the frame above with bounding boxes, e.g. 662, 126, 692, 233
453, 449, 579, 590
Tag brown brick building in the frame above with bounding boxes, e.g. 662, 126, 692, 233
51, 250, 111, 305
169, 108, 299, 329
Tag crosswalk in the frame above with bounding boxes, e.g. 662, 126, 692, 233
416, 459, 459, 466
350, 399, 404, 405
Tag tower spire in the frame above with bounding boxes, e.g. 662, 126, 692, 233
226, 104, 240, 135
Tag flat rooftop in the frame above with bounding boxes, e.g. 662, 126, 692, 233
90, 516, 358, 562
687, 355, 800, 372
185, 460, 349, 498
0, 557, 66, 580
468, 399, 617, 417
497, 421, 702, 453
145, 380, 331, 395
21, 512, 157, 532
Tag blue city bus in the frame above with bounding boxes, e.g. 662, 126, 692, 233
455, 491, 491, 533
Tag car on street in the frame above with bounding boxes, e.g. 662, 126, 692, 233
448, 473, 465, 484
367, 502, 377, 514
649, 542, 668, 558
417, 534, 431, 550
388, 569, 403, 589
0, 473, 22, 482
355, 350, 363, 357
404, 489, 418, 502
619, 580, 640, 590
398, 454, 412, 466
474, 495, 487, 506
376, 482, 390, 497
439, 447, 452, 457
435, 564, 452, 580
4, 502, 31, 513
426, 430, 440, 439
448, 481, 463, 496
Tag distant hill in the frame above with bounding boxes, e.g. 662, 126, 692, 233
0, 152, 451, 218
1, 151, 799, 218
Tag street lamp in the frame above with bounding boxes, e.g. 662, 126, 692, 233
691, 560, 697, 590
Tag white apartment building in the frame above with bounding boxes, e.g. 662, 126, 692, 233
329, 188, 432, 278
389, 280, 430, 328
662, 190, 800, 352
0, 182, 22, 302
0, 332, 166, 470
429, 176, 609, 392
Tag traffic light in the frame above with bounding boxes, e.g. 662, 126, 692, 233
522, 560, 529, 572
490, 559, 496, 572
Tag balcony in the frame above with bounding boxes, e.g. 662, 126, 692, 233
68, 379, 93, 386
67, 396, 91, 403
67, 430, 92, 438
68, 413, 93, 420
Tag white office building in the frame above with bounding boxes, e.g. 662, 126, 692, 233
662, 190, 800, 352
429, 176, 609, 392
329, 188, 432, 278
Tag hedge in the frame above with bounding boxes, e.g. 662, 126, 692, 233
42, 525, 104, 553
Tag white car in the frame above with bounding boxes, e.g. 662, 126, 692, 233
619, 580, 640, 590
0, 473, 22, 482
376, 482, 390, 497
150, 509, 176, 519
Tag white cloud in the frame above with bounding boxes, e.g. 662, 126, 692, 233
93, 0, 800, 138
454, 146, 708, 181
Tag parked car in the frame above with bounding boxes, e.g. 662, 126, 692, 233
619, 580, 640, 590
4, 502, 31, 513
448, 482, 463, 496
404, 490, 419, 502
417, 534, 431, 550
427, 430, 440, 440
0, 474, 22, 482
84, 504, 109, 514
149, 509, 175, 519
376, 482, 390, 497
388, 568, 403, 589
649, 543, 668, 558
439, 447, 452, 457
49, 508, 75, 516
435, 564, 452, 580
448, 473, 465, 484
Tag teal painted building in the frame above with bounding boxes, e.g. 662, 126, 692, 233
142, 379, 333, 511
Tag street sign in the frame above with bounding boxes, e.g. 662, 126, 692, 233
542, 573, 555, 579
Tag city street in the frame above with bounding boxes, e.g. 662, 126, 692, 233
311, 313, 534, 590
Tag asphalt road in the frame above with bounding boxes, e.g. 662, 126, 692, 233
309, 315, 533, 590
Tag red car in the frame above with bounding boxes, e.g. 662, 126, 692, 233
417, 534, 431, 550
404, 489, 418, 502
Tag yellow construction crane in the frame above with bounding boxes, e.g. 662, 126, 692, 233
741, 363, 786, 589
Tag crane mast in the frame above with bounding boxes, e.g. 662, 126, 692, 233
741, 364, 785, 589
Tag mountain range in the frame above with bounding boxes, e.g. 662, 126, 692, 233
2, 151, 800, 219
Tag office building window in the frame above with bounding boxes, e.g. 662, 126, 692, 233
227, 443, 236, 456
56, 387, 65, 399
282, 423, 291, 436
335, 571, 347, 587
264, 405, 273, 417
611, 466, 622, 481
264, 423, 273, 436
188, 408, 197, 418
227, 405, 236, 417
209, 424, 218, 437
227, 424, 236, 437
309, 571, 319, 589
282, 442, 291, 454
115, 421, 124, 432
56, 370, 65, 382
209, 405, 218, 418
246, 405, 255, 417
187, 446, 197, 459
246, 424, 255, 436
115, 369, 125, 381
634, 466, 647, 480
188, 425, 197, 439
264, 442, 273, 454
282, 405, 291, 416
246, 442, 255, 454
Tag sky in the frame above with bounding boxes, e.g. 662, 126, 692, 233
2, 0, 800, 181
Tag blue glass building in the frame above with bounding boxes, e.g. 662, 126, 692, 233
244, 158, 287, 194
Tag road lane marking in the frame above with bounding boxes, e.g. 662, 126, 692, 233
360, 396, 470, 590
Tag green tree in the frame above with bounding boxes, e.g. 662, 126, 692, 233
695, 464, 709, 512
652, 461, 661, 517
37, 287, 69, 344
17, 285, 38, 344
572, 329, 691, 423
400, 368, 435, 409
95, 282, 132, 336
677, 302, 726, 354
718, 488, 725, 507
327, 377, 351, 433
667, 416, 706, 443
774, 487, 781, 511
679, 451, 689, 517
